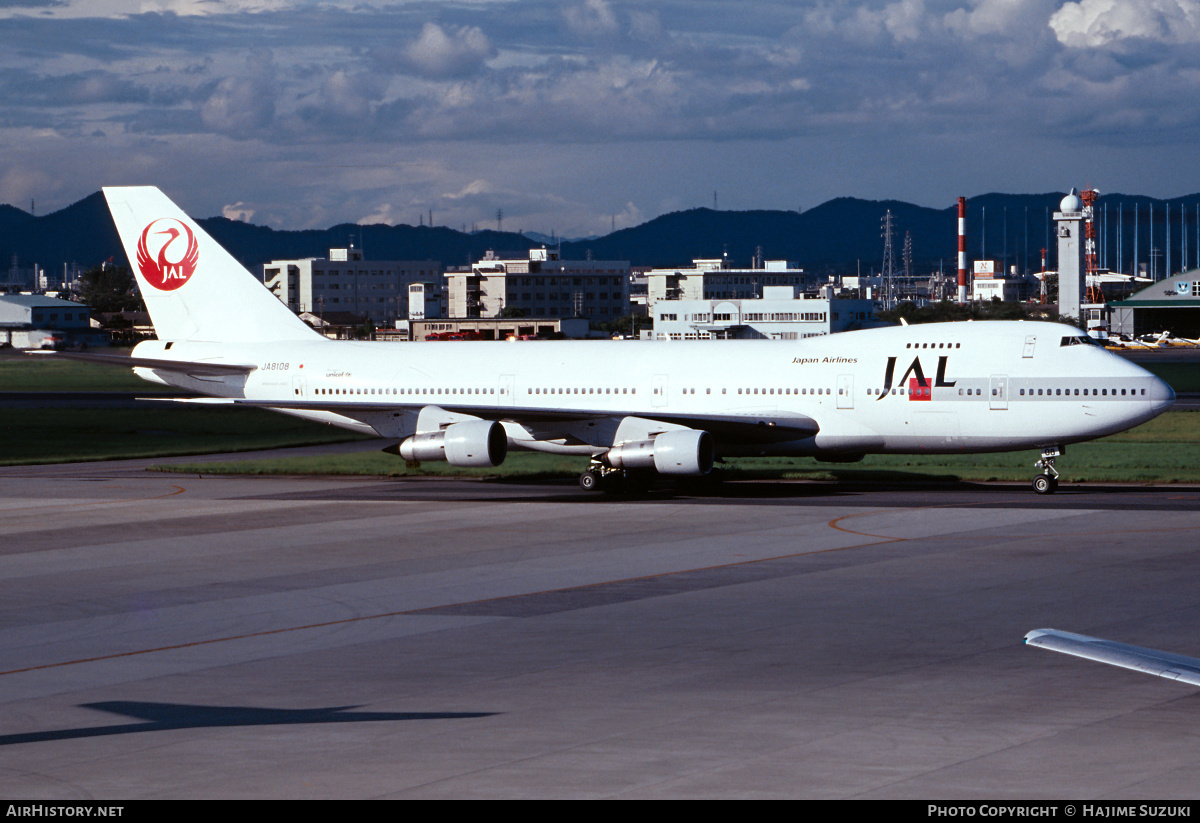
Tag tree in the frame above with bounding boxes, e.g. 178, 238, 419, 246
877, 298, 1047, 325
77, 264, 144, 314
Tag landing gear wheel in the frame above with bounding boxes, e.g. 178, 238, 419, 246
1032, 446, 1062, 495
1033, 474, 1056, 495
579, 470, 600, 492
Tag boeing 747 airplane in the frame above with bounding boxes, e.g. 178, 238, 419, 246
85, 187, 1174, 494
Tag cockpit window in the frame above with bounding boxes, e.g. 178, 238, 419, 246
1060, 335, 1101, 347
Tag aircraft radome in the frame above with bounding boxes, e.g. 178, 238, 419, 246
56, 186, 1176, 495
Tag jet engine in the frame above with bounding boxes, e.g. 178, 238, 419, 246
398, 420, 508, 467
604, 429, 713, 475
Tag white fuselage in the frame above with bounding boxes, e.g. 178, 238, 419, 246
132, 320, 1174, 459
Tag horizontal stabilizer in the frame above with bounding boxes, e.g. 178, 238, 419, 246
1025, 628, 1200, 687
30, 350, 255, 376
138, 397, 238, 404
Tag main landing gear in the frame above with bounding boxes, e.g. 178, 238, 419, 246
1032, 446, 1061, 495
579, 458, 653, 495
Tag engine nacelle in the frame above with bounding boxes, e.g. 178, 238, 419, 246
605, 429, 713, 475
399, 420, 508, 467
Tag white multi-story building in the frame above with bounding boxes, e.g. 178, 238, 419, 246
644, 258, 809, 310
646, 286, 876, 340
407, 282, 442, 321
971, 261, 1038, 303
263, 248, 443, 326
445, 248, 630, 320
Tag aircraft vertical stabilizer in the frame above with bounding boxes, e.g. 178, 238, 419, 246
103, 186, 317, 343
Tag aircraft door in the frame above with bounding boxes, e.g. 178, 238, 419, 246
837, 374, 854, 409
291, 374, 306, 399
1023, 335, 1037, 358
499, 374, 515, 406
989, 374, 1008, 410
652, 374, 668, 408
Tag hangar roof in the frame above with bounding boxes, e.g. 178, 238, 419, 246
1110, 271, 1200, 307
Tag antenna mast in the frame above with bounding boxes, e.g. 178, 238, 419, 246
881, 210, 896, 310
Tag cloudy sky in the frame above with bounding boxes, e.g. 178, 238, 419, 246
2, 0, 1199, 235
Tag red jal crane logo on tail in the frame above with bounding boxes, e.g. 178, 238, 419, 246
136, 218, 198, 291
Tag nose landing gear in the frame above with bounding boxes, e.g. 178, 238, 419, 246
1033, 446, 1061, 494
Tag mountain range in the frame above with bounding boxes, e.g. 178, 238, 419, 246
4, 190, 1199, 278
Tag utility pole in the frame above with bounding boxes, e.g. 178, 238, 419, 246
902, 231, 913, 302
881, 210, 896, 311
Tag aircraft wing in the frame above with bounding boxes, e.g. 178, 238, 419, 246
29, 350, 256, 376
227, 399, 820, 443
608, 410, 819, 442
1024, 629, 1200, 687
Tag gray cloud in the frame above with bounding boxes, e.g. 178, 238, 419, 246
397, 21, 495, 78
199, 49, 277, 137
1051, 0, 1200, 48
0, 68, 150, 106
562, 0, 620, 37
2, 0, 1200, 234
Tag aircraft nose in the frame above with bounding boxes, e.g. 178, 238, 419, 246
1149, 374, 1176, 411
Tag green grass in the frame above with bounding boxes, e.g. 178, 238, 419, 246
0, 407, 365, 466
152, 410, 1200, 485
0, 352, 171, 392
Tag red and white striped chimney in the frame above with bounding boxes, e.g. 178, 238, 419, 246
957, 197, 968, 304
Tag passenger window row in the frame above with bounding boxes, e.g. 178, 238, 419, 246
1020, 387, 1145, 397
530, 387, 635, 395
672, 387, 831, 396
314, 387, 497, 396
737, 387, 829, 396
866, 387, 947, 396
305, 383, 1146, 402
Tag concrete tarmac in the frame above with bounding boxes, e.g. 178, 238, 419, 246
3, 462, 1200, 798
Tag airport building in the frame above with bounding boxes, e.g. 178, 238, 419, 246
391, 316, 591, 342
645, 285, 876, 340
1109, 270, 1200, 338
263, 248, 443, 327
971, 262, 1032, 302
644, 258, 810, 310
445, 248, 630, 320
406, 282, 442, 321
0, 293, 94, 348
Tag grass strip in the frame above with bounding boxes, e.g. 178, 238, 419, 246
0, 407, 365, 465
152, 410, 1200, 485
0, 352, 173, 393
